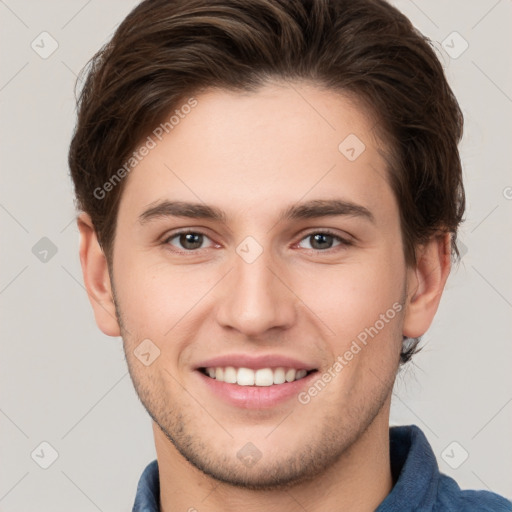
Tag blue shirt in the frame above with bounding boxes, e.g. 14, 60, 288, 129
133, 425, 511, 511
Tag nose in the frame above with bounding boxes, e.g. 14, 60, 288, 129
215, 245, 297, 337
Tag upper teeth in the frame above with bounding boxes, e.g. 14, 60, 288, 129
205, 367, 308, 386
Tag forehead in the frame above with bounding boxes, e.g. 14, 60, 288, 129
117, 82, 395, 225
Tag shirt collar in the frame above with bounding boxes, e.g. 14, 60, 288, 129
376, 425, 439, 511
132, 458, 160, 511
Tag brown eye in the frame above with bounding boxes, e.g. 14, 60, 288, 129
298, 231, 349, 251
310, 233, 335, 250
166, 231, 210, 251
180, 233, 203, 250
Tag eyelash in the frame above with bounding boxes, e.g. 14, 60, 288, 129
162, 229, 353, 254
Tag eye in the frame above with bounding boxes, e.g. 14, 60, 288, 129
297, 231, 350, 251
162, 229, 351, 253
164, 230, 215, 251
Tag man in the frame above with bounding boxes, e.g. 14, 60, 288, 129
69, 0, 511, 510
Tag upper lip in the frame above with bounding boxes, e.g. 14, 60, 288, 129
195, 354, 318, 371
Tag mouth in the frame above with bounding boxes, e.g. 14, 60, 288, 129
199, 366, 316, 386
193, 355, 319, 409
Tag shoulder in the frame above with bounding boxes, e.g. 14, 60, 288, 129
381, 425, 511, 512
435, 472, 512, 512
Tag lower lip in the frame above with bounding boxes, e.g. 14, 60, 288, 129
196, 370, 317, 409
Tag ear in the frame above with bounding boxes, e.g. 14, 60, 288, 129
402, 233, 452, 339
77, 213, 121, 337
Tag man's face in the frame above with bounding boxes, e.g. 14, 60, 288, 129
111, 82, 407, 488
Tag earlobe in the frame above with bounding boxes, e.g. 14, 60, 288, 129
77, 213, 121, 337
402, 233, 452, 339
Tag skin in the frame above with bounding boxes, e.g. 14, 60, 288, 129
78, 82, 451, 511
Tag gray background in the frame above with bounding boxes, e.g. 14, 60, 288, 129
1, 0, 511, 510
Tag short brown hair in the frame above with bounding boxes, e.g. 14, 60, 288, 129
68, 0, 465, 362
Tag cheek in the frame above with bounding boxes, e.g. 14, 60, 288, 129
112, 250, 216, 339
297, 257, 403, 335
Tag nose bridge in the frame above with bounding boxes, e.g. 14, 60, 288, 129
216, 239, 295, 335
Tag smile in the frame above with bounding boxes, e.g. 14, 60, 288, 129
194, 354, 319, 408
200, 366, 314, 386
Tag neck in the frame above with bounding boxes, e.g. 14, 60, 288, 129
154, 405, 393, 512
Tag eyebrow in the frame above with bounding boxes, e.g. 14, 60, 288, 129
138, 198, 375, 225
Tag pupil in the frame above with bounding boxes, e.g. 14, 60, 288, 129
181, 233, 202, 249
312, 233, 332, 250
